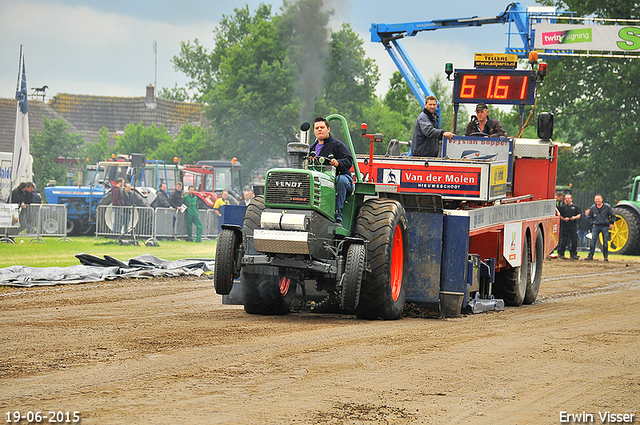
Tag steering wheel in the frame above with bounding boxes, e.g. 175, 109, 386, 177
469, 132, 488, 137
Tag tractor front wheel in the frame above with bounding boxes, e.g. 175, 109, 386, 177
214, 228, 239, 295
340, 243, 366, 311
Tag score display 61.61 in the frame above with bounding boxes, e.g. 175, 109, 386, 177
452, 69, 536, 105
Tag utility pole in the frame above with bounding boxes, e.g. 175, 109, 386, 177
153, 40, 157, 93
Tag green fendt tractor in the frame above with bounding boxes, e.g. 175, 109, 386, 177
606, 176, 640, 255
214, 114, 408, 319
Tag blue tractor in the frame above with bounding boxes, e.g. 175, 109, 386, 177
44, 164, 106, 236
45, 159, 176, 236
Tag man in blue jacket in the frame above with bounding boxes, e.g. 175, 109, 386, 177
310, 117, 353, 222
411, 95, 453, 157
585, 194, 616, 262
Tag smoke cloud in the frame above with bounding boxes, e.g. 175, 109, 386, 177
285, 0, 333, 124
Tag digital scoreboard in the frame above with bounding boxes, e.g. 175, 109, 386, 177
452, 69, 537, 105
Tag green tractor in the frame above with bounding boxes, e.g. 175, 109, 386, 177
606, 176, 640, 255
214, 114, 408, 319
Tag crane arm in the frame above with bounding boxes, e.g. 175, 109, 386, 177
371, 3, 531, 108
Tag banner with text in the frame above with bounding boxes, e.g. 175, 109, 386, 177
534, 23, 640, 53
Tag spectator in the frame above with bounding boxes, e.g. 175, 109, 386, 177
123, 183, 134, 206
11, 182, 34, 233
183, 186, 203, 242
558, 194, 581, 260
169, 182, 184, 209
110, 178, 125, 234
241, 189, 254, 206
10, 182, 27, 207
551, 190, 565, 257
577, 208, 591, 251
555, 191, 564, 210
152, 182, 172, 209
214, 190, 231, 217
22, 182, 34, 205
111, 178, 124, 206
31, 183, 42, 204
585, 195, 615, 262
118, 183, 134, 234
411, 95, 453, 157
465, 103, 506, 137
168, 182, 184, 237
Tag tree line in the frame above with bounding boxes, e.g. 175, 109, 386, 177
31, 0, 639, 206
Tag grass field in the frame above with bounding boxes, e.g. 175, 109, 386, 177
1, 235, 638, 270
0, 236, 217, 268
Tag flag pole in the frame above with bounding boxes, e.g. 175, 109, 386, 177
3, 45, 30, 243
11, 45, 30, 202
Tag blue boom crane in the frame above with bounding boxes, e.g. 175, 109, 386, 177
370, 2, 564, 108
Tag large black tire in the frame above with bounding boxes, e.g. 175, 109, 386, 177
81, 222, 96, 236
340, 243, 365, 311
242, 196, 264, 255
66, 219, 80, 236
607, 207, 640, 255
354, 198, 408, 320
524, 228, 544, 304
214, 228, 238, 295
239, 196, 296, 315
497, 234, 531, 306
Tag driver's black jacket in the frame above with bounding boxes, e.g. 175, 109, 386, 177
465, 115, 507, 137
309, 134, 353, 175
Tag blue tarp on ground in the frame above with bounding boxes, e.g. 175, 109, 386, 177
0, 254, 214, 287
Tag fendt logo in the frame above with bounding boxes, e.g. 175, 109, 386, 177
274, 181, 303, 188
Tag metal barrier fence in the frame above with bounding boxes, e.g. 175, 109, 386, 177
0, 204, 67, 242
96, 205, 155, 238
96, 206, 220, 241
1, 204, 238, 242
151, 208, 219, 240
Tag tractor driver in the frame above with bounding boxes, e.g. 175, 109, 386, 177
465, 103, 506, 137
310, 117, 353, 223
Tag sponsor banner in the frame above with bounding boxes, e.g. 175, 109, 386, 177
474, 53, 518, 69
534, 23, 640, 53
378, 166, 482, 197
490, 164, 508, 198
503, 221, 522, 268
0, 204, 20, 228
445, 137, 511, 163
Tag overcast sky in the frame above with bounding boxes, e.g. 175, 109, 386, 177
0, 0, 544, 101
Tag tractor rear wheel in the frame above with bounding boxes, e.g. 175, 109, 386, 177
214, 228, 239, 295
354, 198, 408, 320
497, 235, 531, 306
524, 228, 544, 304
340, 243, 365, 311
606, 207, 640, 255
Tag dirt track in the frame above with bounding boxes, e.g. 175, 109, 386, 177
1, 258, 639, 424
